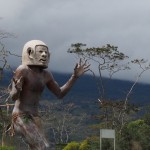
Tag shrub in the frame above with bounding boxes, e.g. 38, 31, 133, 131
86, 136, 100, 150
118, 119, 150, 150
63, 141, 80, 150
79, 140, 90, 150
0, 146, 15, 150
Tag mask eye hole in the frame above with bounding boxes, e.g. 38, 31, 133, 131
27, 48, 32, 55
27, 48, 34, 59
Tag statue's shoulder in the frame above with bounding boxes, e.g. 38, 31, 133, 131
42, 69, 53, 80
16, 65, 28, 71
15, 65, 29, 76
42, 69, 51, 75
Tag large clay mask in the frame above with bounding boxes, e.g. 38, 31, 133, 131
34, 45, 49, 66
22, 40, 50, 68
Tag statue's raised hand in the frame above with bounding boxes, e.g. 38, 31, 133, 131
73, 59, 90, 78
13, 76, 24, 91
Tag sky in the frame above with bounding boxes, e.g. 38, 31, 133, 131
1, 0, 150, 83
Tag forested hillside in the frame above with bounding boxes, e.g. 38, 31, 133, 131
1, 70, 150, 113
1, 70, 150, 149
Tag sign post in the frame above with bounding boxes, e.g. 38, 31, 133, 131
100, 129, 115, 150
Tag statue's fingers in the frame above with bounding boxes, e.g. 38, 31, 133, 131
84, 59, 88, 64
83, 68, 90, 73
79, 58, 82, 66
74, 63, 78, 70
84, 64, 90, 69
12, 78, 17, 84
20, 76, 24, 82
82, 59, 89, 67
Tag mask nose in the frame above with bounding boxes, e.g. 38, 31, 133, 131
42, 52, 47, 58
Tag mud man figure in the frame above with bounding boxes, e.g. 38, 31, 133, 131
9, 40, 90, 150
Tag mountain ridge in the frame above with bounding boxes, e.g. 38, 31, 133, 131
1, 70, 150, 115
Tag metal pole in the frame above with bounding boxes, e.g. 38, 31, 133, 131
100, 129, 102, 150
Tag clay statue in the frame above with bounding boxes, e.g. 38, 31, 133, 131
9, 40, 90, 150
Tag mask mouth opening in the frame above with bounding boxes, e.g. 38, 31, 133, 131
40, 59, 47, 61
39, 59, 47, 63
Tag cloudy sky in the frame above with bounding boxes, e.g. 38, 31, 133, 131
1, 0, 150, 83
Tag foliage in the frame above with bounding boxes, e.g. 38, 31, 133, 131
68, 43, 130, 130
56, 144, 67, 150
0, 146, 15, 150
142, 105, 150, 125
0, 30, 17, 80
83, 137, 99, 150
64, 137, 112, 150
79, 139, 90, 150
68, 43, 129, 98
97, 99, 140, 131
63, 137, 99, 150
40, 101, 87, 144
0, 30, 21, 149
63, 141, 80, 150
68, 43, 150, 134
118, 119, 150, 150
117, 125, 131, 150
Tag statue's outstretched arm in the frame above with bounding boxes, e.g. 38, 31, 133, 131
46, 59, 90, 98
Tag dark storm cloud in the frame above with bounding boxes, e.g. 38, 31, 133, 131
1, 0, 150, 82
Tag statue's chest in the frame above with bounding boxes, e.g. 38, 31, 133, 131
25, 72, 45, 92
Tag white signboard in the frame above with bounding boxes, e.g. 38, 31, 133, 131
100, 129, 115, 150
100, 129, 115, 139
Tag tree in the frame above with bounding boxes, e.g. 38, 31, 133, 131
68, 43, 129, 99
0, 29, 18, 80
142, 105, 150, 125
40, 101, 87, 145
68, 44, 130, 129
118, 119, 150, 150
0, 28, 20, 147
68, 43, 150, 133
